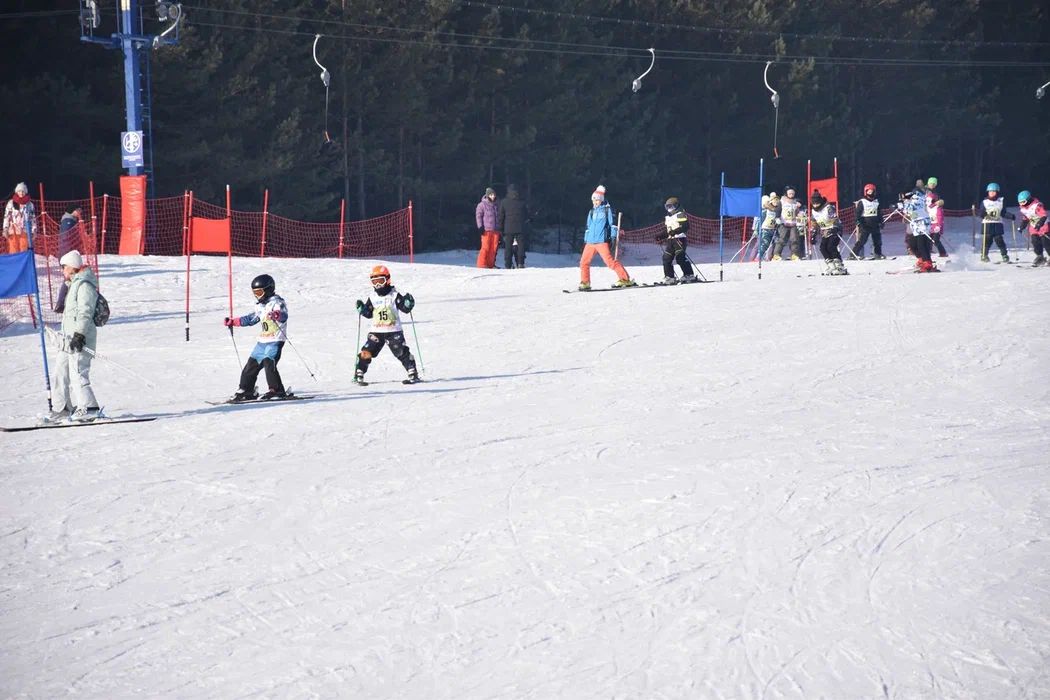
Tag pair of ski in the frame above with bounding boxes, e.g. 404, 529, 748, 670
2, 409, 158, 432
563, 279, 713, 294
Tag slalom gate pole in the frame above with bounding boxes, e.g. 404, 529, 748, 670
46, 327, 157, 389
971, 205, 976, 250
408, 311, 424, 374
982, 222, 988, 260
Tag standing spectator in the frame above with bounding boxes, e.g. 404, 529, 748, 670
474, 187, 504, 269
1017, 190, 1049, 267
977, 182, 1013, 263
654, 196, 696, 284
853, 183, 885, 259
502, 184, 529, 269
578, 185, 635, 290
773, 185, 802, 260
3, 182, 35, 254
46, 250, 101, 423
925, 176, 948, 257
58, 204, 83, 260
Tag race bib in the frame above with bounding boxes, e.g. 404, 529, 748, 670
374, 306, 396, 327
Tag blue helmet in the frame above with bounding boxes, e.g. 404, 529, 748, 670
1017, 190, 1032, 205
986, 182, 999, 193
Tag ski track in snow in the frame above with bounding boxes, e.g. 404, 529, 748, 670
1, 248, 1049, 699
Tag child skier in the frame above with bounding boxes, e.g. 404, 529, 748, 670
898, 187, 937, 272
223, 274, 289, 401
773, 185, 802, 260
852, 183, 884, 259
977, 183, 1014, 263
1017, 190, 1049, 266
810, 190, 848, 275
925, 177, 948, 258
354, 265, 419, 384
655, 196, 696, 284
757, 192, 780, 261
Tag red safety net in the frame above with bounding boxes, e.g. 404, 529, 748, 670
0, 196, 99, 332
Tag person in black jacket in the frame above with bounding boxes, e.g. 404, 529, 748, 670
654, 197, 697, 284
502, 184, 529, 269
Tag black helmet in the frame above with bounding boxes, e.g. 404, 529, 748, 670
811, 190, 826, 208
251, 274, 275, 302
664, 196, 679, 211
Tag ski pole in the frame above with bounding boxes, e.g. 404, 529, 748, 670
47, 328, 158, 389
1011, 220, 1019, 261
837, 233, 861, 260
229, 326, 241, 367
981, 222, 987, 260
971, 205, 976, 250
677, 243, 709, 282
408, 311, 424, 374
277, 331, 318, 381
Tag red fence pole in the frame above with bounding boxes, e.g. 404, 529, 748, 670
89, 180, 97, 252
185, 190, 194, 341
181, 190, 189, 255
260, 188, 269, 258
408, 200, 414, 263
338, 199, 346, 259
100, 194, 109, 255
226, 184, 233, 317
37, 183, 46, 233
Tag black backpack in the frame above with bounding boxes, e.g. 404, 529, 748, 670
83, 279, 110, 326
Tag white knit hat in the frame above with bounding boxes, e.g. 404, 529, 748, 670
592, 185, 606, 201
60, 250, 83, 269
14, 182, 28, 195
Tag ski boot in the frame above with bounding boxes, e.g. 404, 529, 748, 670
870, 253, 886, 260
1033, 256, 1046, 268
259, 388, 288, 401
613, 278, 638, 288
772, 254, 782, 261
71, 407, 102, 423
353, 369, 368, 385
679, 274, 698, 284
656, 276, 677, 286
980, 255, 990, 262
42, 408, 71, 424
1001, 253, 1010, 263
230, 389, 258, 403
790, 254, 800, 261
578, 282, 591, 291
404, 367, 421, 385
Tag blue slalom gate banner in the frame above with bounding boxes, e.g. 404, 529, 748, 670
0, 250, 37, 299
719, 187, 763, 218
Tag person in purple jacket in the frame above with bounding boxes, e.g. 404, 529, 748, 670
474, 187, 505, 268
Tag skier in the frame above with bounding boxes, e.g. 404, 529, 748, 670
977, 182, 1013, 263
46, 250, 102, 423
353, 265, 419, 384
852, 183, 885, 259
925, 177, 948, 257
1017, 190, 1049, 266
810, 190, 848, 275
578, 185, 635, 290
655, 196, 696, 284
757, 192, 780, 261
772, 185, 802, 260
898, 187, 937, 272
223, 274, 289, 401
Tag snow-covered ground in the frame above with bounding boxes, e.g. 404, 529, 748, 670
2, 245, 1049, 699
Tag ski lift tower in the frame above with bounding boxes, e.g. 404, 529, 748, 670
78, 0, 183, 253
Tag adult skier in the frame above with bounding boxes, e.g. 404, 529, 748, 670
925, 177, 948, 257
977, 182, 1013, 263
45, 250, 102, 423
898, 187, 937, 272
223, 274, 289, 401
354, 265, 419, 384
1017, 190, 1049, 266
578, 186, 635, 290
655, 197, 696, 284
773, 185, 802, 260
852, 183, 884, 259
810, 190, 848, 275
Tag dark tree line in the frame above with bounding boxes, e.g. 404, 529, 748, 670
1, 0, 1048, 249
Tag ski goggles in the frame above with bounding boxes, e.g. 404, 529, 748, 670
252, 288, 267, 299
370, 275, 389, 287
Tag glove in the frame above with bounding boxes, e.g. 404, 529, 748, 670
69, 332, 86, 352
655, 233, 667, 242
223, 317, 236, 328
355, 299, 366, 315
400, 293, 415, 313
267, 310, 282, 321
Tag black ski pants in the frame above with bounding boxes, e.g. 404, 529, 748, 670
819, 233, 842, 261
357, 331, 416, 375
1033, 234, 1050, 258
239, 342, 285, 394
853, 221, 882, 257
931, 231, 948, 257
504, 232, 527, 269
913, 234, 933, 262
980, 222, 1009, 259
662, 237, 694, 278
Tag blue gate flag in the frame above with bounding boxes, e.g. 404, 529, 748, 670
720, 187, 763, 218
0, 250, 38, 298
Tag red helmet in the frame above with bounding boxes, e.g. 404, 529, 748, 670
369, 265, 391, 285
863, 183, 876, 196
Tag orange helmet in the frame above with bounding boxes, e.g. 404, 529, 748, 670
369, 265, 391, 286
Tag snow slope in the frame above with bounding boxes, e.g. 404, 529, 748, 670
2, 248, 1049, 699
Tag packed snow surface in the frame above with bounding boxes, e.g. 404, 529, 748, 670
2, 246, 1049, 699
